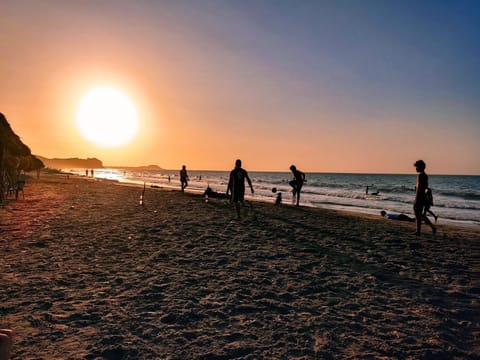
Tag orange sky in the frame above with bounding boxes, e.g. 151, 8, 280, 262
1, 1, 479, 174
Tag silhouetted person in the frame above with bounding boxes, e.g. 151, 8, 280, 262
381, 210, 415, 222
90, 169, 94, 177
366, 185, 379, 196
272, 187, 282, 205
180, 165, 189, 192
289, 165, 305, 206
227, 159, 254, 218
203, 185, 226, 199
413, 160, 436, 235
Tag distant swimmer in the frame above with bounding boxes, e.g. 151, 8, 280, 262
380, 210, 414, 222
366, 185, 379, 196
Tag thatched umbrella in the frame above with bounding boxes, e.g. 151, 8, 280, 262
0, 113, 32, 201
19, 154, 45, 178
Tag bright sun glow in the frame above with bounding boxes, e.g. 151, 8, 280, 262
76, 86, 139, 147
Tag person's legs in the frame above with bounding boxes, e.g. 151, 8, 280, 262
289, 180, 297, 196
428, 209, 438, 222
424, 204, 438, 222
296, 184, 303, 206
232, 189, 244, 219
289, 180, 298, 204
414, 203, 423, 234
423, 214, 437, 234
234, 201, 241, 218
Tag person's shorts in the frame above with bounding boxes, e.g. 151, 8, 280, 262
414, 200, 426, 214
289, 180, 303, 190
231, 188, 245, 203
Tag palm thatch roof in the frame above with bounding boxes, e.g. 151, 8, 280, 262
1, 113, 44, 202
0, 112, 31, 156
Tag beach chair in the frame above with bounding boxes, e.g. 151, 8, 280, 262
8, 180, 25, 200
15, 180, 25, 200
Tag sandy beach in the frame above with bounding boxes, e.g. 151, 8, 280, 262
1, 174, 479, 359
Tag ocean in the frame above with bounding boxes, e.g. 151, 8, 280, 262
68, 169, 480, 226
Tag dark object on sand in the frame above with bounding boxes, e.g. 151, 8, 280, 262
204, 186, 227, 199
381, 210, 414, 222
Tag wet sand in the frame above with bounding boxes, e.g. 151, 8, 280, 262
1, 174, 479, 359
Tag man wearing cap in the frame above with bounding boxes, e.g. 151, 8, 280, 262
413, 160, 436, 235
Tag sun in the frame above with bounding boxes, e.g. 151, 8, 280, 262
76, 86, 139, 147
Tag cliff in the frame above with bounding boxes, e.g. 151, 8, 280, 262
36, 156, 103, 169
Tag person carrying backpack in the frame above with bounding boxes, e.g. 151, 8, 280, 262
424, 187, 438, 222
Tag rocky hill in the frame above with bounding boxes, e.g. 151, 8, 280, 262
36, 156, 103, 169
36, 156, 163, 171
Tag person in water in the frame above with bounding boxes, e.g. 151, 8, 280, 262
380, 210, 415, 222
289, 165, 306, 206
226, 159, 254, 218
413, 160, 436, 235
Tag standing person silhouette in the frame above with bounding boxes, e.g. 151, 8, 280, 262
413, 160, 436, 236
226, 159, 254, 219
289, 165, 306, 206
180, 165, 189, 192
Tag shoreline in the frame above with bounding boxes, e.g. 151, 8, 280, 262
63, 170, 480, 229
1, 173, 479, 358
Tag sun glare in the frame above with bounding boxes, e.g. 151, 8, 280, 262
76, 86, 139, 147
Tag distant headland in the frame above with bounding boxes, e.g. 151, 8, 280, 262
36, 156, 104, 169
107, 164, 164, 171
36, 155, 162, 171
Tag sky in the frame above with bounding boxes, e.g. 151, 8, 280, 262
1, 0, 479, 174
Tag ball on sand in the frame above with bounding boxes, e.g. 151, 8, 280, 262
272, 187, 277, 193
